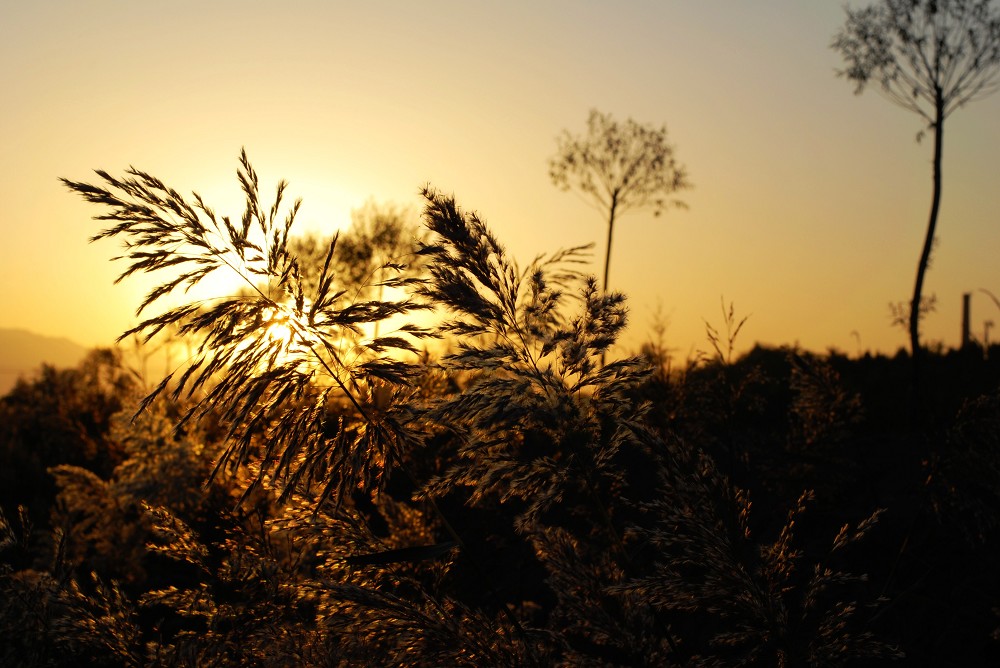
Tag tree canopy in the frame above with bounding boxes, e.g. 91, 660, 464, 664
833, 0, 1000, 128
550, 109, 690, 292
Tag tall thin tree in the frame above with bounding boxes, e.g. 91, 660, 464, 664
549, 109, 690, 293
832, 0, 1000, 382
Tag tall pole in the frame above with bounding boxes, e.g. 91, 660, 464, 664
962, 292, 971, 349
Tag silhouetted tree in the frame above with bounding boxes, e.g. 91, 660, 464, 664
291, 199, 426, 300
290, 199, 427, 340
549, 109, 690, 293
832, 0, 1000, 385
0, 348, 136, 513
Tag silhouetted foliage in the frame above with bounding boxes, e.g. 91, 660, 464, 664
10, 152, 1000, 664
291, 199, 426, 299
549, 109, 690, 292
0, 349, 136, 518
832, 0, 1000, 396
62, 151, 436, 509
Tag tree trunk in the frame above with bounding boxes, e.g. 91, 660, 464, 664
602, 193, 618, 293
909, 90, 944, 410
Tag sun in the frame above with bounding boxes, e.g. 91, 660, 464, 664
261, 308, 296, 348
255, 304, 326, 366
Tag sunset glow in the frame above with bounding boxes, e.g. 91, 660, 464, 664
2, 1, 998, 358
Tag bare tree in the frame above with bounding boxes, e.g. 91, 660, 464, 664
549, 109, 690, 293
832, 0, 1000, 371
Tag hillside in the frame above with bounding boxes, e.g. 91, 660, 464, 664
0, 328, 89, 395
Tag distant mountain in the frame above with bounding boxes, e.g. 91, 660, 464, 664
0, 328, 90, 396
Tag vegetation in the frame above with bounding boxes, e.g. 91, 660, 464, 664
832, 0, 1000, 394
549, 109, 690, 293
289, 198, 426, 301
0, 153, 998, 666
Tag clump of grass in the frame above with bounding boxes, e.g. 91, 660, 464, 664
415, 187, 649, 528
63, 150, 435, 508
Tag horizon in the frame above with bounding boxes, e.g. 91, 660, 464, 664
2, 1, 999, 357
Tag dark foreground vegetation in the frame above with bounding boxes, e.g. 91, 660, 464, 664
5, 341, 1000, 666
3, 163, 1000, 666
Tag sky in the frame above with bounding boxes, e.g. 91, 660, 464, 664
2, 0, 999, 361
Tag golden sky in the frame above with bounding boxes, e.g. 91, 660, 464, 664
2, 1, 999, 358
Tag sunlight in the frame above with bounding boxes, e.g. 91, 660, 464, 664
261, 308, 295, 348
256, 304, 317, 366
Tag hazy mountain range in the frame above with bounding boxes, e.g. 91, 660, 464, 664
0, 328, 89, 396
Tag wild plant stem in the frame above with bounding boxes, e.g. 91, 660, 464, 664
295, 336, 541, 664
